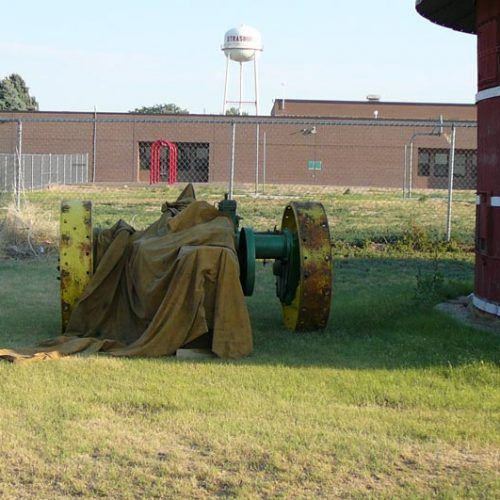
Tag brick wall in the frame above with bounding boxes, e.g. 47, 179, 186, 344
0, 106, 476, 189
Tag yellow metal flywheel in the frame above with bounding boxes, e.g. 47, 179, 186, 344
281, 202, 333, 331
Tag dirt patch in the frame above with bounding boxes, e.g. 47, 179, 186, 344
435, 296, 500, 335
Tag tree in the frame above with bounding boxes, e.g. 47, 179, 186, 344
225, 107, 249, 116
130, 103, 189, 114
0, 74, 39, 111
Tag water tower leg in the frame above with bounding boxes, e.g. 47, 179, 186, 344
222, 55, 230, 114
254, 55, 260, 115
239, 62, 243, 115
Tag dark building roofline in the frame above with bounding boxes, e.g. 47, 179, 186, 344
415, 0, 476, 35
273, 98, 475, 107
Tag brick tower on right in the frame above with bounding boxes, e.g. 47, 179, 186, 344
417, 0, 500, 317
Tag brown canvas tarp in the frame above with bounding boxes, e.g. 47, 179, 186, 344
0, 186, 253, 363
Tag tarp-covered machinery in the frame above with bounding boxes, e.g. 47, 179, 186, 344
60, 188, 332, 336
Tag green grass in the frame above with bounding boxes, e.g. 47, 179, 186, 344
0, 249, 498, 497
1, 184, 477, 254
0, 185, 498, 496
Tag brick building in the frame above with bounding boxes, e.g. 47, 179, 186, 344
0, 99, 477, 190
271, 98, 476, 120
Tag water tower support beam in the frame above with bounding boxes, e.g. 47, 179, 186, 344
254, 55, 260, 115
239, 62, 243, 115
222, 55, 230, 114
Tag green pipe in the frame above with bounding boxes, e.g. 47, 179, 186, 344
254, 231, 292, 260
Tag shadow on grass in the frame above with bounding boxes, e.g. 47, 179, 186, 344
0, 255, 498, 371
242, 257, 499, 370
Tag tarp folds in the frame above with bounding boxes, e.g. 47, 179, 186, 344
0, 185, 253, 363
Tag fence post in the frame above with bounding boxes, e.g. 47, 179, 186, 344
229, 121, 236, 199
403, 144, 408, 199
446, 125, 457, 242
41, 155, 45, 188
92, 107, 97, 182
49, 154, 52, 185
56, 155, 59, 184
255, 123, 260, 195
262, 131, 267, 194
409, 141, 414, 199
15, 120, 22, 210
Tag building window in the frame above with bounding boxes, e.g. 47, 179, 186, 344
417, 148, 476, 179
177, 143, 210, 182
434, 152, 449, 177
139, 142, 152, 170
471, 152, 477, 178
307, 160, 322, 171
454, 152, 466, 177
418, 151, 430, 176
138, 142, 209, 182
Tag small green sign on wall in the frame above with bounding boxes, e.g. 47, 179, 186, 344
307, 160, 322, 171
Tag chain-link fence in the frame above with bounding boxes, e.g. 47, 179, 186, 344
0, 113, 477, 256
0, 153, 89, 192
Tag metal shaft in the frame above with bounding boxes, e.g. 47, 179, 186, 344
254, 232, 290, 260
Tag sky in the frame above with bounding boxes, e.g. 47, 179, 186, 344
0, 0, 477, 115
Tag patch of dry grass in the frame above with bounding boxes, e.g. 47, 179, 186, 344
1, 183, 476, 255
0, 203, 58, 258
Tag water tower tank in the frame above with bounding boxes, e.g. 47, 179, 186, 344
222, 25, 263, 62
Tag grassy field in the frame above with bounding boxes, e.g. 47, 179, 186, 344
0, 184, 498, 497
0, 183, 476, 256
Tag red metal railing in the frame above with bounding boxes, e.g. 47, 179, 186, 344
149, 139, 178, 184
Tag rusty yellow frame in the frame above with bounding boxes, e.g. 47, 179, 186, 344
59, 200, 93, 331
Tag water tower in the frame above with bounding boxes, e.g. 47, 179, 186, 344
221, 25, 263, 115
417, 0, 500, 317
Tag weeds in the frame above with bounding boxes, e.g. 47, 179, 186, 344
414, 253, 445, 306
396, 224, 439, 253
0, 186, 476, 261
0, 203, 57, 258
